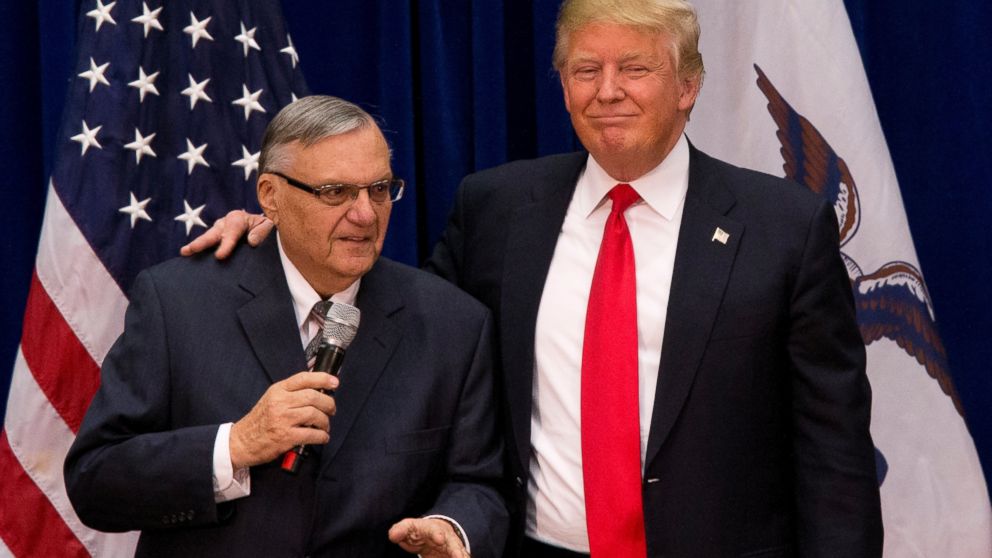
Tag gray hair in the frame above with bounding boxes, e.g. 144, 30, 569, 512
552, 0, 704, 82
258, 95, 376, 174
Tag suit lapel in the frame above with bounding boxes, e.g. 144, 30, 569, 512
320, 260, 402, 470
236, 237, 308, 385
644, 147, 744, 468
500, 153, 586, 471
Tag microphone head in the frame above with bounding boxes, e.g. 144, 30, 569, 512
321, 302, 360, 349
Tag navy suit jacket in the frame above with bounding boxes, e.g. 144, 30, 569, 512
426, 145, 882, 557
65, 236, 508, 557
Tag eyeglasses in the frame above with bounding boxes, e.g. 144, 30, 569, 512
270, 171, 404, 206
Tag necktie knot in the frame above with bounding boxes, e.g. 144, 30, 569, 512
311, 300, 332, 322
305, 300, 333, 362
608, 183, 640, 215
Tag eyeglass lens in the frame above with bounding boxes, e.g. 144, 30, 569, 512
319, 181, 401, 205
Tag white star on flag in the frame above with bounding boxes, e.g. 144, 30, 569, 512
131, 2, 164, 37
174, 200, 208, 235
234, 22, 262, 57
4, 2, 309, 556
70, 120, 102, 155
183, 12, 214, 48
123, 128, 156, 163
127, 67, 160, 102
178, 138, 210, 175
119, 192, 152, 228
232, 85, 266, 120
86, 0, 117, 31
79, 57, 111, 92
181, 74, 212, 109
232, 145, 260, 180
280, 34, 299, 68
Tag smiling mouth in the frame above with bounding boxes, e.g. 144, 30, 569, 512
590, 115, 636, 124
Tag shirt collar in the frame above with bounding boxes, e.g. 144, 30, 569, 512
276, 232, 360, 331
577, 134, 690, 220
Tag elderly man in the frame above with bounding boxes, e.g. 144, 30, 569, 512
187, 1, 883, 556
65, 96, 507, 558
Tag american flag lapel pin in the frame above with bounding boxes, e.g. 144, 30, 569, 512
712, 227, 729, 245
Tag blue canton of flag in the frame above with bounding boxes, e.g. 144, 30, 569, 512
57, 0, 308, 294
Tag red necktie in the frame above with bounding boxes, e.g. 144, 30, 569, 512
581, 183, 647, 557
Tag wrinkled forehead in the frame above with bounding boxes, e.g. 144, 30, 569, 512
562, 22, 674, 65
286, 126, 393, 184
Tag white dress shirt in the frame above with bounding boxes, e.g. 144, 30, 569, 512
526, 136, 690, 551
211, 233, 359, 502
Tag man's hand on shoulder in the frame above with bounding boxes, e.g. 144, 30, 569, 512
388, 517, 470, 558
179, 209, 273, 259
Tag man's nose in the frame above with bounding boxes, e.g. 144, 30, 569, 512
345, 189, 377, 225
596, 67, 626, 102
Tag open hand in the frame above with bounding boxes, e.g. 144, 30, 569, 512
388, 517, 470, 557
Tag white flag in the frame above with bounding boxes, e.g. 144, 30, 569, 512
687, 1, 992, 556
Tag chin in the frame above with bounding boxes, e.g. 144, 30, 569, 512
344, 257, 377, 276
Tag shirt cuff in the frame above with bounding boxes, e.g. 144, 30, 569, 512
423, 514, 470, 555
212, 422, 251, 502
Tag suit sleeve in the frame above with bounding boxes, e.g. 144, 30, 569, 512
425, 310, 509, 558
788, 200, 883, 556
64, 270, 224, 532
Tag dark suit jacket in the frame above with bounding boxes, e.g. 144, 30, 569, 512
425, 145, 882, 557
65, 236, 508, 557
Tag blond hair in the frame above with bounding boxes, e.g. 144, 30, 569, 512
552, 0, 704, 81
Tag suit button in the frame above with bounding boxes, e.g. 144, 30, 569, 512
188, 509, 195, 520
161, 515, 169, 525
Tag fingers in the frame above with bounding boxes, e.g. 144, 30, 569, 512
178, 210, 273, 259
215, 210, 253, 259
228, 372, 340, 468
388, 518, 468, 557
245, 217, 275, 247
178, 225, 222, 256
283, 371, 339, 392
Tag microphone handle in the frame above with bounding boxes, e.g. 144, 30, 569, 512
313, 344, 346, 376
281, 343, 347, 474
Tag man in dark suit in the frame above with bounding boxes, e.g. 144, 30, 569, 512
185, 1, 883, 556
424, 1, 881, 555
64, 96, 507, 558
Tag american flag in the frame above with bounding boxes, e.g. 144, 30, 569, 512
0, 1, 307, 555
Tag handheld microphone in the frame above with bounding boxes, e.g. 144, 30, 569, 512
281, 301, 361, 474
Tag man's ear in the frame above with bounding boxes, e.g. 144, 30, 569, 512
256, 173, 279, 226
678, 73, 702, 113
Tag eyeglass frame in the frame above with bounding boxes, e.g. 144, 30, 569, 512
268, 171, 404, 206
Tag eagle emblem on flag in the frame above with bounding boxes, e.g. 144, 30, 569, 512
753, 64, 961, 417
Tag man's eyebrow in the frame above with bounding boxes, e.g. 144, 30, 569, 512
567, 51, 660, 66
617, 51, 660, 64
314, 174, 394, 186
568, 54, 602, 66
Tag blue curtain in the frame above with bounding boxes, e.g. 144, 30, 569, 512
3, 1, 991, 494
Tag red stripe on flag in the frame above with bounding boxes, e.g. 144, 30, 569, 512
20, 272, 101, 434
0, 431, 90, 557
